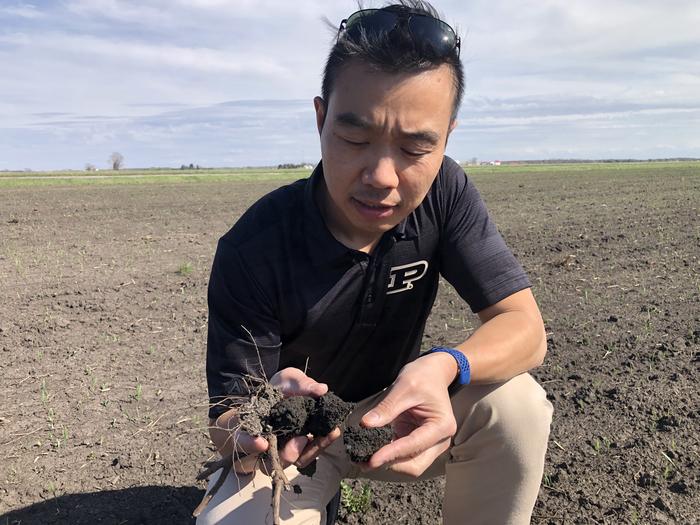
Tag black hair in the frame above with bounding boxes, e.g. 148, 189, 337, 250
321, 1, 464, 120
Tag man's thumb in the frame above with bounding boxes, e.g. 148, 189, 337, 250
361, 397, 398, 428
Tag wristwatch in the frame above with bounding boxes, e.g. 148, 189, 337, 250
428, 346, 471, 385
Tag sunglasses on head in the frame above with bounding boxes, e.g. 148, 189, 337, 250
337, 8, 461, 58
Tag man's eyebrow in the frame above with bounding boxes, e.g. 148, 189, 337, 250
335, 112, 371, 129
335, 112, 440, 145
402, 130, 440, 146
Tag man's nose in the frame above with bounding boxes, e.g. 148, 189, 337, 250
362, 155, 399, 189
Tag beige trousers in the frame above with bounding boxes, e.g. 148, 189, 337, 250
196, 373, 553, 525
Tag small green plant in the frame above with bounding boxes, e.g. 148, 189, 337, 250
177, 262, 193, 276
340, 480, 372, 514
40, 379, 48, 404
46, 481, 57, 496
133, 383, 143, 401
663, 464, 675, 479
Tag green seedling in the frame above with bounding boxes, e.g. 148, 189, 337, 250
177, 262, 193, 276
592, 438, 602, 453
340, 480, 372, 514
40, 379, 48, 404
133, 383, 143, 401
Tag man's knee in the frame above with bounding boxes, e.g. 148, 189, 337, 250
452, 373, 553, 455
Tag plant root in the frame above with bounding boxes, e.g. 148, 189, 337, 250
192, 455, 234, 517
267, 433, 291, 525
193, 387, 354, 519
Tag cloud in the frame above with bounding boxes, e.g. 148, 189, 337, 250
0, 32, 288, 76
0, 3, 44, 19
1, 0, 699, 168
64, 0, 178, 27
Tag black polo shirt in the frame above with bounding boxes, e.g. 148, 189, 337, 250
207, 156, 530, 419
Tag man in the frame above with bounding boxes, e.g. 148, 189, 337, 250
199, 2, 553, 524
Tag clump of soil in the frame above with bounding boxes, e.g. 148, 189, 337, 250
343, 425, 394, 463
234, 384, 355, 442
264, 395, 315, 438
238, 382, 283, 436
306, 392, 352, 437
195, 385, 354, 523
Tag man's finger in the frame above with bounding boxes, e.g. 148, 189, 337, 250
366, 422, 445, 469
231, 434, 269, 474
373, 438, 450, 478
234, 434, 268, 454
270, 367, 329, 397
360, 385, 415, 428
278, 435, 309, 466
295, 427, 342, 468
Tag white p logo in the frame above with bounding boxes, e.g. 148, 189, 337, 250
387, 261, 429, 295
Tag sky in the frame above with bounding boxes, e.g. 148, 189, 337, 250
1, 0, 699, 170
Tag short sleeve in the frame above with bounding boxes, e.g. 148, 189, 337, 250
437, 160, 530, 313
206, 238, 281, 419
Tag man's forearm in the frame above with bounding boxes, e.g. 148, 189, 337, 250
456, 309, 546, 384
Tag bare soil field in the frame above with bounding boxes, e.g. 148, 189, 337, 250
1, 163, 698, 524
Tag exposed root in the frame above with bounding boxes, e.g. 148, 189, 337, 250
192, 455, 234, 517
267, 434, 291, 525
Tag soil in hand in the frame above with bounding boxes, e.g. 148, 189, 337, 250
260, 389, 353, 440
343, 425, 394, 463
264, 395, 315, 438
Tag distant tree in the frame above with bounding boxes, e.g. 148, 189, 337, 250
109, 152, 124, 170
85, 163, 96, 171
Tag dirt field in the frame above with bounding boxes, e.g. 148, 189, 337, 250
1, 162, 698, 524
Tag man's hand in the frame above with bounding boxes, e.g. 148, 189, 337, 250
210, 367, 339, 474
360, 352, 458, 477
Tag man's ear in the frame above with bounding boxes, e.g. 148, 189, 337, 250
314, 96, 326, 136
445, 118, 458, 146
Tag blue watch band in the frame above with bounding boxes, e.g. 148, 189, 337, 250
428, 346, 471, 385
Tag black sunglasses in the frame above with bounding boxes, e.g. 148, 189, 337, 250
337, 8, 460, 58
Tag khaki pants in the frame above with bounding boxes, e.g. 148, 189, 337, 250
196, 373, 553, 525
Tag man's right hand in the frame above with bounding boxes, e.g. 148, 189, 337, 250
209, 367, 333, 474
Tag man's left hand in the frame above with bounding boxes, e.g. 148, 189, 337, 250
359, 352, 459, 477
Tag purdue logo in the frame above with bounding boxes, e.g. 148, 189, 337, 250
387, 261, 429, 295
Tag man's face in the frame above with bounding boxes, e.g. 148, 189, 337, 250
314, 59, 456, 251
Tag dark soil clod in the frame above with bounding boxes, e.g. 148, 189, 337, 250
306, 392, 353, 437
343, 425, 393, 463
264, 396, 315, 437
